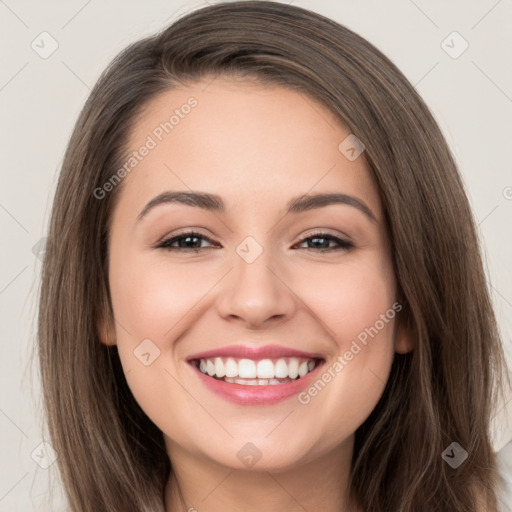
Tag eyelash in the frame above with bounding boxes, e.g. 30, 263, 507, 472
156, 230, 354, 253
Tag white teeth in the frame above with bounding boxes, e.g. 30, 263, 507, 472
214, 357, 225, 378
206, 360, 216, 377
238, 359, 256, 378
298, 361, 309, 377
256, 359, 275, 379
224, 377, 293, 386
288, 359, 299, 379
225, 358, 238, 378
196, 356, 319, 383
274, 359, 288, 378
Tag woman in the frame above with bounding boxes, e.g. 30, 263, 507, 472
37, 1, 510, 511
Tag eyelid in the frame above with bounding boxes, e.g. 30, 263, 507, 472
293, 230, 353, 250
156, 228, 354, 253
155, 227, 215, 244
155, 229, 219, 249
296, 228, 350, 242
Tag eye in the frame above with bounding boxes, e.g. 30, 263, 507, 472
156, 230, 353, 253
156, 231, 219, 252
294, 232, 353, 252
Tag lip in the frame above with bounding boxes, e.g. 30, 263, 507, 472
186, 344, 325, 361
191, 359, 325, 405
187, 344, 326, 405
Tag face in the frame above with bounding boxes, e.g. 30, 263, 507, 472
100, 76, 411, 472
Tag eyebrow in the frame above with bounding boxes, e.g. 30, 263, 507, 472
137, 191, 376, 222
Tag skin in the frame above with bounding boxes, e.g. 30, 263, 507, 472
99, 76, 413, 512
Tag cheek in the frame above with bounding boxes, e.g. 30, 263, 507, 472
292, 258, 397, 423
109, 251, 218, 344
107, 252, 202, 431
293, 256, 396, 347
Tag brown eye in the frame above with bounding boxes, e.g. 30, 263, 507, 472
295, 233, 353, 251
157, 231, 219, 251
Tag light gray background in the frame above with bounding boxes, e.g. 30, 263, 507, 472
1, 1, 511, 511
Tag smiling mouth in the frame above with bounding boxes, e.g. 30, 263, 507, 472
190, 356, 324, 386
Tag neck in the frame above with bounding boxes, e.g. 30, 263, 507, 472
164, 435, 359, 512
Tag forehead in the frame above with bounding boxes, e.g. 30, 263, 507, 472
116, 76, 381, 218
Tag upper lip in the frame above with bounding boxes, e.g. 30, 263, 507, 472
187, 344, 325, 361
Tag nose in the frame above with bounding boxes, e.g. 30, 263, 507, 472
215, 249, 297, 329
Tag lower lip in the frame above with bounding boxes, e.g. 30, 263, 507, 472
190, 360, 325, 405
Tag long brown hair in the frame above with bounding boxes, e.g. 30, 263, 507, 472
37, 2, 509, 511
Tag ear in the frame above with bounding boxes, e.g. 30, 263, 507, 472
97, 311, 117, 346
394, 314, 415, 354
